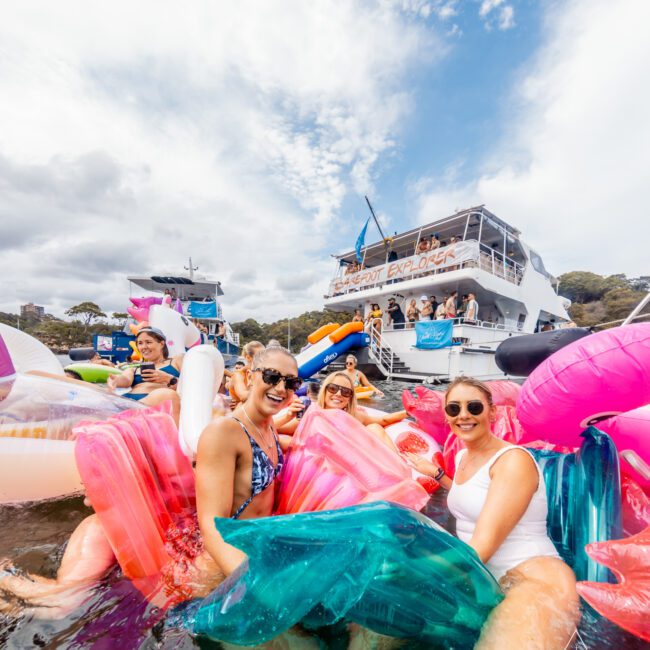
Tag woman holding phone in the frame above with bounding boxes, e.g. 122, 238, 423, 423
107, 327, 183, 422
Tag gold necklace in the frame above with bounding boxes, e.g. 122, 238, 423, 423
241, 405, 276, 453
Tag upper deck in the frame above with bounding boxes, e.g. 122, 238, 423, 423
326, 206, 549, 299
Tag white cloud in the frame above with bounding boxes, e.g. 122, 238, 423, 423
413, 0, 650, 278
0, 1, 442, 322
479, 0, 515, 31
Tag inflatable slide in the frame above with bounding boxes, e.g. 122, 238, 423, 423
296, 322, 368, 379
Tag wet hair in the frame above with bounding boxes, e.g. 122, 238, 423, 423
242, 341, 265, 362
307, 381, 320, 399
445, 376, 493, 406
345, 354, 357, 366
318, 371, 357, 417
251, 346, 297, 372
136, 328, 170, 359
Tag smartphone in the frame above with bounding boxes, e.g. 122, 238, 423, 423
140, 362, 155, 377
296, 397, 311, 419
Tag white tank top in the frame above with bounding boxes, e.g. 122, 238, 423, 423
447, 445, 559, 580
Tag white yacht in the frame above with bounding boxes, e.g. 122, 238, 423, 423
323, 206, 570, 381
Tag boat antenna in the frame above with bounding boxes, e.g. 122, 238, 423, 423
184, 257, 198, 281
365, 196, 389, 250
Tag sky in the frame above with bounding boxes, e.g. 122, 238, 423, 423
0, 0, 648, 324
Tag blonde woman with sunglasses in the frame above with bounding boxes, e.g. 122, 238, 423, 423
405, 376, 579, 649
317, 372, 405, 452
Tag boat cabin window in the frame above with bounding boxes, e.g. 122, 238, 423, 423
529, 250, 550, 278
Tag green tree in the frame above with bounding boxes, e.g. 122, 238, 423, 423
65, 302, 106, 332
601, 289, 649, 323
33, 320, 89, 350
112, 312, 129, 328
557, 271, 607, 303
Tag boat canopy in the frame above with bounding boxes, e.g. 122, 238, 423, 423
127, 275, 224, 300
334, 205, 525, 269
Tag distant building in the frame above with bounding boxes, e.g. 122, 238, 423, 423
20, 302, 45, 319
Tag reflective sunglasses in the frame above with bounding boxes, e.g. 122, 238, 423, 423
253, 368, 302, 392
345, 361, 355, 366
325, 383, 354, 399
444, 400, 485, 417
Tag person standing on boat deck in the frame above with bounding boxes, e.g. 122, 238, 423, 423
405, 377, 579, 649
420, 296, 433, 320
445, 291, 458, 319
386, 297, 405, 330
430, 234, 441, 250
365, 303, 384, 332
429, 296, 439, 319
352, 309, 364, 323
435, 299, 447, 320
406, 299, 420, 328
457, 294, 469, 319
416, 238, 430, 254
465, 293, 479, 323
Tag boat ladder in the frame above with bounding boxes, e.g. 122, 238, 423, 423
368, 325, 394, 378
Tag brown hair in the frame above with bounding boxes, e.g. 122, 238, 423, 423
318, 371, 357, 417
136, 329, 170, 359
445, 376, 493, 405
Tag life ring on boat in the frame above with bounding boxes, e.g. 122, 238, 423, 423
516, 323, 650, 450
495, 328, 591, 376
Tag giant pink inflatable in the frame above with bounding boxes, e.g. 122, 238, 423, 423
517, 325, 650, 482
599, 406, 650, 491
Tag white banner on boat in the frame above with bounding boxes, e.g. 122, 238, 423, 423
330, 240, 479, 295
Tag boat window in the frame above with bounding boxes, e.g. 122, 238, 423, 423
529, 250, 549, 277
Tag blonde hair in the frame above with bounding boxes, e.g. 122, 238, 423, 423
318, 371, 357, 417
445, 376, 493, 405
345, 354, 357, 367
242, 341, 265, 363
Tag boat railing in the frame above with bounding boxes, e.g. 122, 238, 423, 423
382, 318, 522, 335
368, 324, 394, 376
326, 239, 524, 298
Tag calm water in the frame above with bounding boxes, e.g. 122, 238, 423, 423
0, 380, 643, 648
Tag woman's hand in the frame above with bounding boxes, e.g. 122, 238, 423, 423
286, 396, 305, 415
106, 375, 118, 391
403, 452, 440, 477
141, 369, 173, 385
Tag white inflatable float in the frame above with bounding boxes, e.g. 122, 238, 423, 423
0, 326, 142, 503
178, 344, 225, 456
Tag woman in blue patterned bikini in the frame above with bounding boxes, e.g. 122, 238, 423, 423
195, 346, 301, 576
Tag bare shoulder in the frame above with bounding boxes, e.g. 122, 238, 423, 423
197, 417, 243, 458
491, 448, 538, 482
171, 354, 184, 370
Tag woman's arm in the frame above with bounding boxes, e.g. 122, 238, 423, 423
229, 370, 249, 403
107, 368, 135, 390
195, 421, 247, 575
403, 453, 452, 490
468, 450, 539, 563
357, 406, 406, 426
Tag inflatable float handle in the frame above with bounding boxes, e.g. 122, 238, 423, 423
329, 321, 364, 344
307, 323, 339, 345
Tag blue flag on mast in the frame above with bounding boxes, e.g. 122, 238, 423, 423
355, 217, 370, 263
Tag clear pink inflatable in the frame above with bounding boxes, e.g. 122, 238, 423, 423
517, 324, 650, 484
275, 406, 429, 515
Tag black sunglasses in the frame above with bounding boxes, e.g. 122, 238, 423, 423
444, 400, 485, 417
253, 368, 302, 392
325, 383, 354, 399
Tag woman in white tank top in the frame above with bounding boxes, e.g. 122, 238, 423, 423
405, 377, 580, 649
